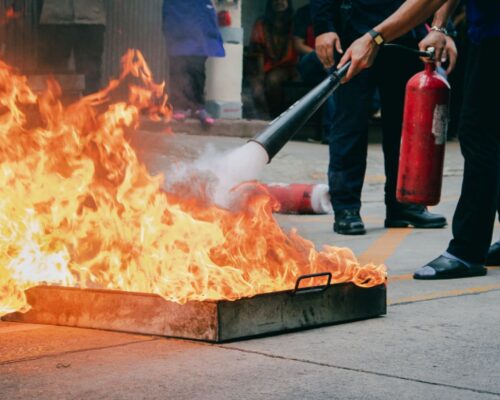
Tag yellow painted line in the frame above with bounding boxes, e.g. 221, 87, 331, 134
283, 215, 385, 225
388, 266, 500, 283
364, 175, 385, 184
357, 228, 412, 265
389, 283, 500, 305
388, 273, 413, 282
435, 195, 459, 204
284, 216, 330, 223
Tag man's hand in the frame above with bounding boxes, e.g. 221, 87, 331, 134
418, 30, 447, 66
315, 32, 343, 69
337, 33, 380, 82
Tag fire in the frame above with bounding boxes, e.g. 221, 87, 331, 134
0, 50, 386, 316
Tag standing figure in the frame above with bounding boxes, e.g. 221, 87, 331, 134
249, 0, 297, 119
311, 0, 455, 235
293, 2, 334, 142
415, 7, 500, 277
163, 0, 225, 126
37, 0, 106, 95
332, 0, 499, 278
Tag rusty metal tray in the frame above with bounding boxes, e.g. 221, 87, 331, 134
2, 273, 386, 342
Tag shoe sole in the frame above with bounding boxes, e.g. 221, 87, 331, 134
414, 267, 488, 280
384, 219, 447, 229
333, 226, 366, 235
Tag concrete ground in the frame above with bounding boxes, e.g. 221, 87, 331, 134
1, 130, 499, 400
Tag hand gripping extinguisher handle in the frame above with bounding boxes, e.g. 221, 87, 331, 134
250, 62, 351, 162
424, 47, 436, 61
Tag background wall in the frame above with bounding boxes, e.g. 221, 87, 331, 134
1, 0, 168, 84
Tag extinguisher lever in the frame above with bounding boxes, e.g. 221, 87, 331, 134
383, 44, 436, 61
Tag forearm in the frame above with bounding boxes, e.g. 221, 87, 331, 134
432, 0, 460, 27
293, 37, 314, 55
374, 0, 458, 42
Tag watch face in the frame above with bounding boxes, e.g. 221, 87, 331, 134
374, 35, 384, 45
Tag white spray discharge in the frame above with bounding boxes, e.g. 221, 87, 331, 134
164, 141, 270, 208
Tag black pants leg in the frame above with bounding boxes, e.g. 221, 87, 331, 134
447, 38, 500, 264
37, 25, 73, 73
73, 25, 105, 95
328, 66, 375, 212
169, 56, 207, 111
374, 42, 421, 210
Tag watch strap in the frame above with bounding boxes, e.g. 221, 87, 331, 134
368, 29, 385, 46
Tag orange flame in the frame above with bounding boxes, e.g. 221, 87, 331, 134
0, 50, 385, 316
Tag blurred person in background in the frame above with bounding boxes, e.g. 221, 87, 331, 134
293, 1, 334, 143
249, 0, 297, 119
1, 1, 24, 60
35, 0, 106, 95
162, 0, 225, 127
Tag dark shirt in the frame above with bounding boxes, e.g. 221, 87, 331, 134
311, 0, 426, 39
293, 5, 315, 49
467, 0, 500, 43
312, 0, 403, 36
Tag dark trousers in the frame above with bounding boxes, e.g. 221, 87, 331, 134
168, 56, 207, 111
447, 37, 500, 264
297, 51, 335, 137
328, 36, 421, 212
38, 24, 105, 94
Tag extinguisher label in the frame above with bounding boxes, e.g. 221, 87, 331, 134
432, 104, 448, 145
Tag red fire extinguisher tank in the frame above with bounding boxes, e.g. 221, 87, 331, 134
397, 62, 450, 205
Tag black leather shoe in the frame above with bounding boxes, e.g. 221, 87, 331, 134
334, 209, 366, 235
486, 241, 500, 266
414, 255, 487, 280
385, 205, 447, 228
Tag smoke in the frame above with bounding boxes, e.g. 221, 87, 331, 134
163, 141, 269, 208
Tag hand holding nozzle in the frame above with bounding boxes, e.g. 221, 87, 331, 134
337, 32, 381, 82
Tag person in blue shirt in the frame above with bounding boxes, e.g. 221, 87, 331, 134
162, 0, 225, 126
311, 0, 456, 235
335, 0, 499, 279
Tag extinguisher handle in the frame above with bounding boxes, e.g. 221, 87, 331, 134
425, 47, 436, 61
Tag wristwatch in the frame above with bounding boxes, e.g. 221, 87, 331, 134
430, 25, 449, 36
368, 29, 385, 46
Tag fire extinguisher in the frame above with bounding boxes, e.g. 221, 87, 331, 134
397, 61, 450, 205
264, 183, 333, 214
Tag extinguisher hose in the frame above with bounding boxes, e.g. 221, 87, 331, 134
383, 43, 435, 60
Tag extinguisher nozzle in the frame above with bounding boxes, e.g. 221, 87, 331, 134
249, 63, 351, 162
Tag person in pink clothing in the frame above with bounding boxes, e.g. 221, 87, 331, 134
163, 0, 225, 126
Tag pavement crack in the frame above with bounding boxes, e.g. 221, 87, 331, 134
219, 345, 500, 397
0, 337, 160, 366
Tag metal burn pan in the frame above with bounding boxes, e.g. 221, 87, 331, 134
2, 273, 386, 342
